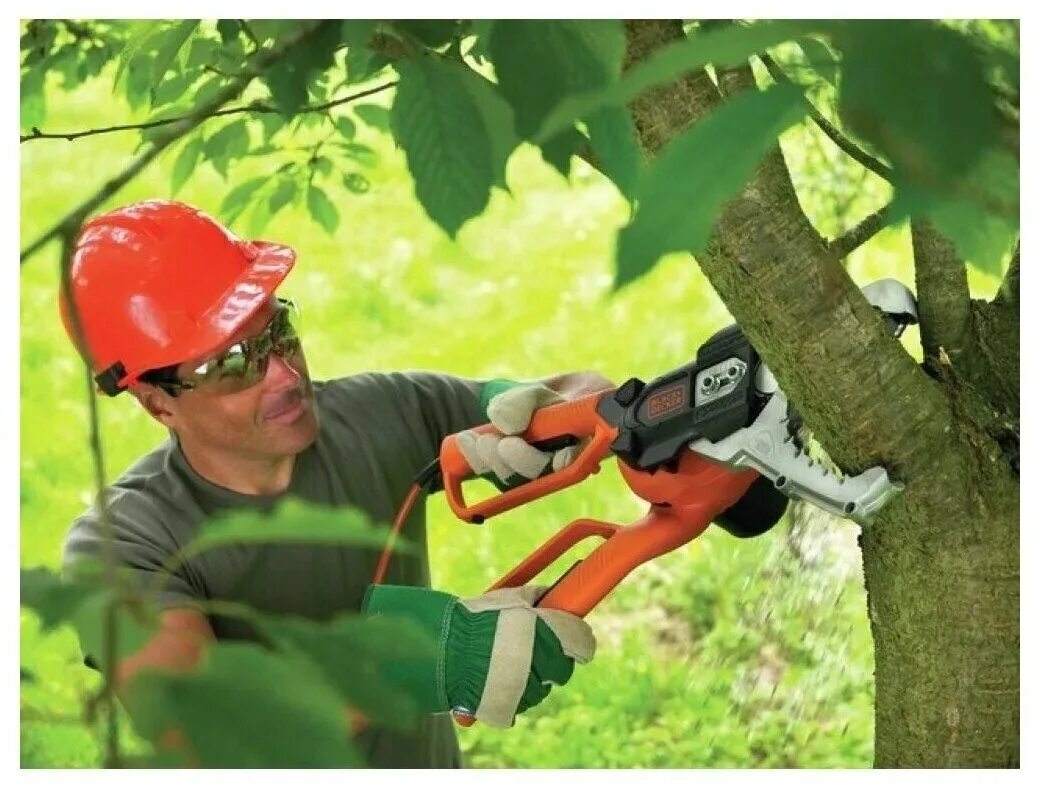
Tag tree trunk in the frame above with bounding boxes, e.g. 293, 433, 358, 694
622, 20, 1020, 767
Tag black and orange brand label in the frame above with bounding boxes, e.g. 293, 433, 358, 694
646, 384, 686, 419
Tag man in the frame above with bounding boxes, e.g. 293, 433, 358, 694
60, 199, 613, 767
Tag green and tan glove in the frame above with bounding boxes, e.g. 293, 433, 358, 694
457, 381, 583, 486
362, 583, 595, 727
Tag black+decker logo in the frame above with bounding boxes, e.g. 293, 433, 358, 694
646, 385, 686, 419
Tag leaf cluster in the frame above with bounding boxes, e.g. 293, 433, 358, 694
21, 500, 426, 767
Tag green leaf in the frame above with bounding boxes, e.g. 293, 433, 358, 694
258, 111, 286, 142
539, 127, 589, 178
393, 20, 459, 48
21, 566, 99, 631
113, 20, 159, 93
22, 561, 160, 666
152, 71, 192, 108
246, 20, 300, 45
205, 118, 250, 178
125, 644, 361, 768
268, 177, 298, 215
255, 613, 436, 730
926, 198, 1018, 276
616, 83, 807, 288
341, 21, 384, 84
454, 64, 519, 191
20, 68, 45, 130
796, 36, 839, 86
834, 20, 998, 187
219, 176, 268, 225
73, 591, 158, 669
390, 58, 518, 236
263, 21, 342, 113
335, 141, 378, 167
353, 103, 390, 131
343, 172, 370, 194
307, 184, 340, 235
334, 115, 356, 141
490, 20, 625, 140
585, 106, 642, 199
537, 20, 814, 142
184, 498, 397, 559
245, 193, 275, 238
312, 156, 333, 177
185, 35, 219, 70
892, 150, 1019, 275
170, 136, 204, 194
216, 19, 239, 45
151, 20, 198, 84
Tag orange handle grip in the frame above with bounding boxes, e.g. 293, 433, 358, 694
538, 466, 758, 616
439, 389, 618, 523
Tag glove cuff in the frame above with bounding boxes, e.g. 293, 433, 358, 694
361, 584, 458, 713
478, 379, 524, 421
443, 604, 500, 714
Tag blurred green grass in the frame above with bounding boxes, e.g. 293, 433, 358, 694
20, 66, 1002, 768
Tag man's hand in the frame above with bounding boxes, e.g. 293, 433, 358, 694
457, 383, 578, 482
363, 583, 595, 727
458, 373, 615, 484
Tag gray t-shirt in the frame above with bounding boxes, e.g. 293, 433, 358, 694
62, 370, 489, 769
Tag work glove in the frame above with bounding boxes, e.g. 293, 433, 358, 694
457, 382, 583, 485
362, 583, 595, 727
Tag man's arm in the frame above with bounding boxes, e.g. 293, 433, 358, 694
115, 608, 215, 688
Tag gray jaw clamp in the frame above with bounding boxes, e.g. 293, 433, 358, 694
689, 390, 902, 524
689, 277, 916, 524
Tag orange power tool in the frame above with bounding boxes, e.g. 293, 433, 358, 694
437, 324, 790, 619
381, 303, 912, 725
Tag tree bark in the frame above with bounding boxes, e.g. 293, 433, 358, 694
622, 20, 1019, 767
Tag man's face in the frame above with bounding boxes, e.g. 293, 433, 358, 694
144, 298, 320, 460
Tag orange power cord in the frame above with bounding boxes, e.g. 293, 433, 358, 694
372, 481, 423, 585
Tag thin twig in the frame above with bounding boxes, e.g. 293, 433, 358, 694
20, 22, 335, 265
829, 204, 891, 259
759, 51, 894, 183
58, 228, 121, 767
20, 81, 397, 144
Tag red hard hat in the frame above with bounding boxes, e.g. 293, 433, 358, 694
60, 200, 296, 396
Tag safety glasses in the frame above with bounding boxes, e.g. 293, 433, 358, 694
151, 298, 303, 396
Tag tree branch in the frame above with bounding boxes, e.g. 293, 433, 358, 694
623, 20, 952, 484
759, 51, 894, 183
20, 81, 396, 144
829, 204, 891, 259
20, 22, 336, 265
910, 219, 974, 363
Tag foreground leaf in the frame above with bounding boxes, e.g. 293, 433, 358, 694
834, 20, 998, 188
307, 184, 339, 234
391, 58, 518, 236
126, 643, 361, 768
490, 20, 626, 138
21, 566, 99, 630
256, 613, 436, 730
616, 83, 807, 288
537, 20, 813, 142
182, 498, 407, 561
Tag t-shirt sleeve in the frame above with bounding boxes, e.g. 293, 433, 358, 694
381, 371, 490, 464
62, 495, 202, 668
63, 497, 203, 670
